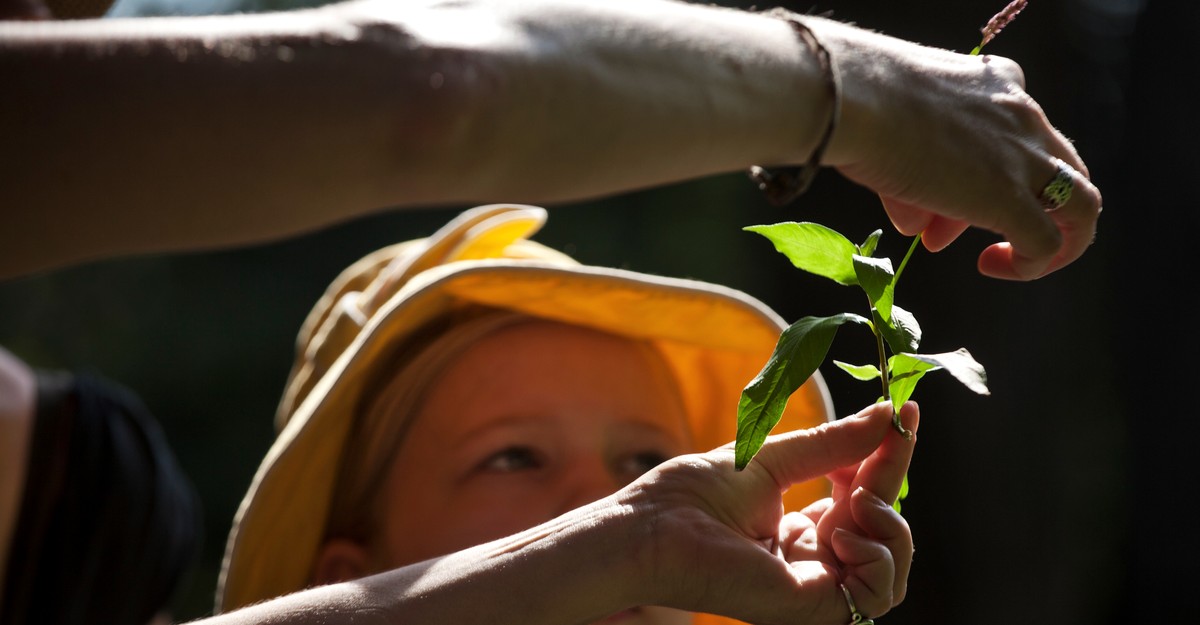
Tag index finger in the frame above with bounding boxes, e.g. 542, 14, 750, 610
849, 402, 919, 505
750, 402, 895, 490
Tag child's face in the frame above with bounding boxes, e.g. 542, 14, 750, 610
369, 320, 692, 624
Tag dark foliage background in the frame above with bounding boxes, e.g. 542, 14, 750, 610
2, 0, 1192, 623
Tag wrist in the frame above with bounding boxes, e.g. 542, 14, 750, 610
794, 15, 880, 170
609, 480, 701, 612
748, 9, 842, 205
444, 496, 652, 624
557, 495, 652, 616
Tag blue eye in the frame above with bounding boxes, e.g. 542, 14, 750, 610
479, 446, 542, 472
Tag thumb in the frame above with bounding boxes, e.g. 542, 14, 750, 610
749, 403, 895, 490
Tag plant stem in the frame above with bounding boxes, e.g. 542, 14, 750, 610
873, 315, 891, 403
869, 316, 912, 440
894, 234, 921, 285
876, 235, 920, 438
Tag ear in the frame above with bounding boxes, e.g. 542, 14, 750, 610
311, 538, 370, 586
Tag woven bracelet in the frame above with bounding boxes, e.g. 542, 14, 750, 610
748, 9, 842, 206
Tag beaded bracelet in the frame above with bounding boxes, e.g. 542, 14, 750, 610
748, 9, 842, 206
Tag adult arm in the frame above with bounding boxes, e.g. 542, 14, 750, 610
0, 0, 1098, 280
200, 402, 916, 625
0, 0, 831, 278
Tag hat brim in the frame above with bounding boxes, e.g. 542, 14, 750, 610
217, 259, 835, 618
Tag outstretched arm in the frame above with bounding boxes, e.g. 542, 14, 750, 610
0, 0, 1098, 280
201, 402, 915, 625
0, 0, 831, 277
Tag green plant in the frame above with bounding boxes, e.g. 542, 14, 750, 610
733, 224, 988, 474
733, 1, 1030, 489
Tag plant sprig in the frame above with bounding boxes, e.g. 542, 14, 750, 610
734, 223, 989, 471
733, 0, 1031, 479
971, 0, 1028, 55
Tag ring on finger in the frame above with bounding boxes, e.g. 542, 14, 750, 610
839, 583, 875, 625
1038, 161, 1074, 210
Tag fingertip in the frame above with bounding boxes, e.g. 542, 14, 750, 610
851, 485, 887, 509
872, 400, 899, 417
849, 404, 916, 504
798, 497, 835, 521
897, 401, 920, 436
830, 527, 889, 574
919, 233, 950, 254
977, 242, 1047, 280
847, 402, 899, 436
756, 405, 893, 486
848, 487, 900, 530
880, 197, 932, 237
882, 403, 919, 450
917, 216, 968, 253
830, 527, 865, 556
1010, 249, 1054, 281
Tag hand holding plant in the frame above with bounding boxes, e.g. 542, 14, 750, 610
734, 223, 988, 471
734, 1, 1032, 476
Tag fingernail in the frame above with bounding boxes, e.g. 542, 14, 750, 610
831, 527, 864, 548
848, 403, 886, 420
855, 487, 886, 507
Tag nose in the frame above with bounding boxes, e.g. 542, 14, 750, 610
554, 455, 624, 516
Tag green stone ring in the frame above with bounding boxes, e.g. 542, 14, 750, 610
1039, 163, 1074, 210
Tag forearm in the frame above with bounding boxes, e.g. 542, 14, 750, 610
0, 7, 426, 276
401, 0, 829, 198
0, 0, 830, 278
203, 497, 646, 625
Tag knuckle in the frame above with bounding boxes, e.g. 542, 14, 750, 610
1077, 178, 1103, 216
983, 53, 1026, 88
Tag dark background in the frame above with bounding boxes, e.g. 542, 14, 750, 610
2, 0, 1193, 623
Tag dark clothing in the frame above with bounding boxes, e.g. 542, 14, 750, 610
2, 371, 201, 625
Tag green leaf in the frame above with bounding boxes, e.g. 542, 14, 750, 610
853, 255, 895, 321
857, 229, 883, 257
894, 473, 909, 513
888, 354, 936, 413
878, 305, 921, 354
900, 349, 990, 396
833, 360, 881, 381
736, 313, 870, 469
745, 222, 859, 286
887, 349, 989, 414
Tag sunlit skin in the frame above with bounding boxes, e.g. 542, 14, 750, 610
314, 320, 695, 625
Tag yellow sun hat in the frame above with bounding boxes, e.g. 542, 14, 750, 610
216, 204, 835, 624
